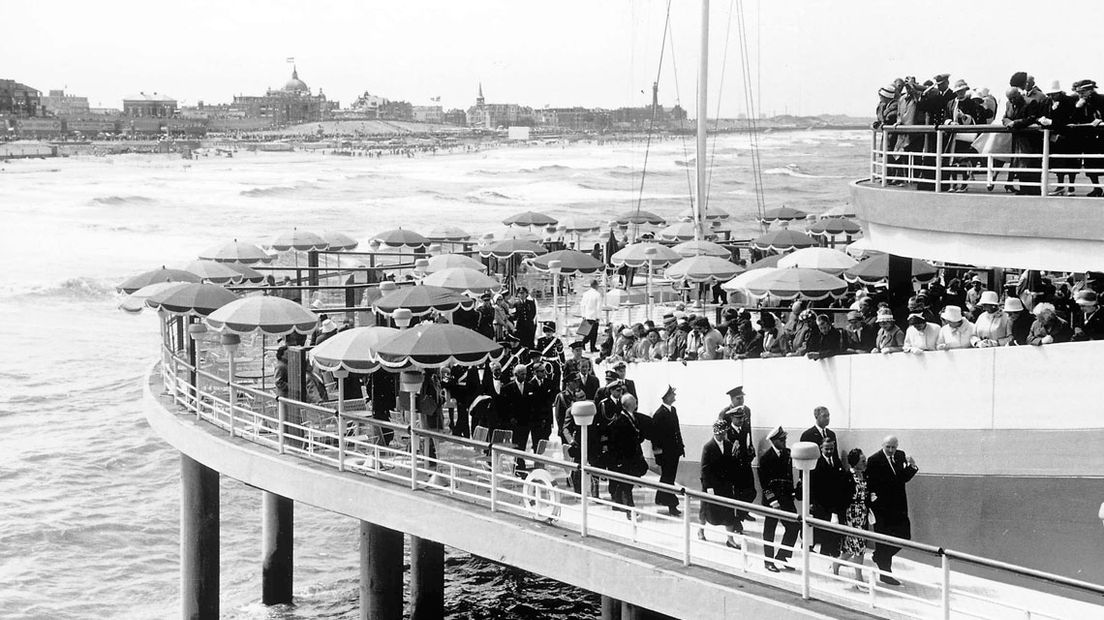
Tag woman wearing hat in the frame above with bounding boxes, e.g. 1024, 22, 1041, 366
936, 305, 976, 350
873, 309, 904, 354
972, 291, 1012, 347
1004, 297, 1032, 345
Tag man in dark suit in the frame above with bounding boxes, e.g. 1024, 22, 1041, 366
497, 364, 535, 469
513, 287, 538, 349
650, 385, 685, 516
759, 426, 800, 572
809, 436, 846, 559
612, 360, 637, 398
799, 406, 839, 462
528, 362, 557, 450
866, 435, 919, 586
578, 358, 600, 401
723, 404, 757, 523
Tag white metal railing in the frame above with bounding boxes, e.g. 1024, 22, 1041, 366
157, 346, 1104, 620
870, 124, 1104, 196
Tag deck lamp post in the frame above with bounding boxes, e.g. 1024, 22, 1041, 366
188, 323, 208, 416
644, 247, 657, 324
791, 440, 821, 600
332, 366, 350, 472
570, 400, 597, 537
221, 333, 241, 437
548, 259, 562, 337
392, 308, 423, 487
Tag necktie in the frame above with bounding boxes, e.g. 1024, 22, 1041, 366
887, 454, 896, 474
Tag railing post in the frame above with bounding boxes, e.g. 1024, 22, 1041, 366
880, 128, 889, 186
934, 127, 943, 193
409, 423, 418, 490
681, 489, 691, 566
942, 552, 951, 620
489, 445, 498, 513
337, 412, 346, 472
801, 467, 812, 600
987, 154, 995, 190
580, 422, 589, 537
870, 128, 878, 182
1041, 129, 1051, 195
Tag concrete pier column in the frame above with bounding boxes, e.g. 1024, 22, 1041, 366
181, 455, 219, 620
359, 521, 403, 620
409, 536, 444, 620
261, 492, 294, 605
600, 596, 621, 620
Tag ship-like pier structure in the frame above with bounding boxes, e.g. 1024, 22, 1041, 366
133, 123, 1104, 618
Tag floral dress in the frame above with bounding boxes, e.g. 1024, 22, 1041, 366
842, 471, 870, 557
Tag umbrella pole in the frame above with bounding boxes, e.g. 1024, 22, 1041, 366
646, 261, 652, 324
337, 375, 346, 471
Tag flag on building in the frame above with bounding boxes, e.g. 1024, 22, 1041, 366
431, 96, 441, 102
286, 57, 295, 63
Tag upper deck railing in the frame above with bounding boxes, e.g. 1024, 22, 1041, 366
868, 124, 1104, 196
150, 336, 1104, 620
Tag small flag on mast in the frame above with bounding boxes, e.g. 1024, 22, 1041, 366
286, 57, 295, 63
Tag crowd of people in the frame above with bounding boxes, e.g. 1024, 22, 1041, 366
874, 71, 1104, 196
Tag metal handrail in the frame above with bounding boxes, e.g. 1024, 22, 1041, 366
155, 346, 1104, 619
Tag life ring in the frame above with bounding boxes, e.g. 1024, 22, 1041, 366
522, 468, 561, 522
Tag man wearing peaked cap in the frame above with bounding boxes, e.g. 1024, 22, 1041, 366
1072, 289, 1104, 341
534, 319, 565, 390
651, 385, 685, 516
759, 425, 799, 572
613, 360, 637, 398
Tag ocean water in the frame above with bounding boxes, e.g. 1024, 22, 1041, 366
0, 131, 865, 619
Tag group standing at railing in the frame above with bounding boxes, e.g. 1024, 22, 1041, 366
873, 70, 1104, 196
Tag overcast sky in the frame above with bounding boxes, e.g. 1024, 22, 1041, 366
5, 0, 1104, 118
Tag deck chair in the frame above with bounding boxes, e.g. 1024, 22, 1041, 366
472, 426, 490, 443
489, 429, 516, 475
300, 408, 338, 453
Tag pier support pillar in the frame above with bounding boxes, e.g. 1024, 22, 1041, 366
359, 521, 403, 620
409, 536, 444, 620
261, 492, 294, 605
600, 596, 621, 620
181, 455, 219, 620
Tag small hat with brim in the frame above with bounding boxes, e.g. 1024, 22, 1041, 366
876, 310, 895, 323
1075, 290, 1098, 306
712, 419, 729, 434
952, 79, 970, 92
941, 305, 965, 322
320, 319, 338, 334
1046, 80, 1064, 95
907, 312, 926, 323
1003, 297, 1025, 312
978, 290, 1000, 306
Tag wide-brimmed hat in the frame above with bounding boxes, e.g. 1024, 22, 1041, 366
1075, 290, 1098, 306
941, 305, 964, 322
1046, 80, 1064, 95
978, 290, 1000, 306
1076, 80, 1098, 92
320, 319, 338, 334
878, 83, 897, 99
952, 79, 970, 92
1004, 297, 1025, 312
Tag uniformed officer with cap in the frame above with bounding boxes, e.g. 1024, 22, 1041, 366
719, 386, 756, 522
535, 320, 565, 388
651, 385, 685, 515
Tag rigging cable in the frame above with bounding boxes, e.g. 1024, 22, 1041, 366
735, 0, 767, 223
705, 0, 737, 206
633, 0, 674, 215
665, 17, 698, 213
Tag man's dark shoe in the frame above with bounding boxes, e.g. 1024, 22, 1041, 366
764, 562, 780, 573
667, 506, 682, 517
879, 575, 901, 586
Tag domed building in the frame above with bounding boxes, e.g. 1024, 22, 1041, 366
230, 66, 338, 126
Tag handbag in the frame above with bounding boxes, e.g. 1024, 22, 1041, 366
576, 320, 594, 337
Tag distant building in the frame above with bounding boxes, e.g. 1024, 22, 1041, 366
40, 89, 89, 117
466, 84, 533, 128
412, 105, 443, 123
539, 107, 610, 132
123, 92, 178, 118
0, 79, 42, 117
442, 108, 467, 126
350, 92, 387, 117
230, 66, 338, 125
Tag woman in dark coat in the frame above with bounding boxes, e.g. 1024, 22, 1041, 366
697, 420, 741, 548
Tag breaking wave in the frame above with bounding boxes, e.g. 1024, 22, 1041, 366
17, 276, 116, 300
763, 164, 844, 179
89, 195, 156, 206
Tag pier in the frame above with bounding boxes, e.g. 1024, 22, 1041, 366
145, 347, 1104, 619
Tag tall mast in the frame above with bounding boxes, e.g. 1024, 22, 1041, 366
695, 0, 710, 241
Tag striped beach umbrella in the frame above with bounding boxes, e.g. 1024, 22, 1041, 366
198, 239, 274, 264
614, 209, 666, 226
759, 206, 808, 223
372, 285, 476, 318
270, 228, 328, 252
610, 242, 682, 268
503, 210, 558, 227
372, 228, 430, 250
680, 205, 731, 221
420, 267, 503, 295
777, 247, 858, 275
426, 226, 472, 242
807, 217, 861, 238
843, 254, 938, 285
425, 254, 486, 273
375, 323, 503, 369
117, 266, 200, 294
205, 295, 319, 336
742, 268, 848, 301
145, 283, 240, 317
557, 216, 602, 233
750, 229, 819, 253
310, 326, 400, 373
118, 281, 189, 313
664, 256, 743, 283
659, 222, 715, 241
479, 239, 547, 259
187, 260, 257, 285
527, 249, 605, 274
672, 240, 731, 258
320, 231, 359, 251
